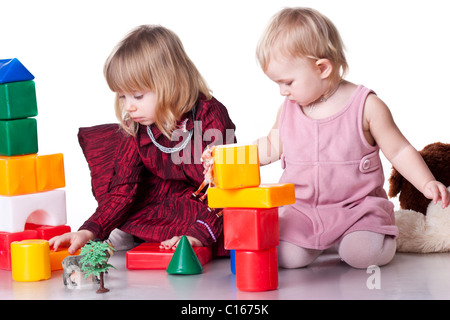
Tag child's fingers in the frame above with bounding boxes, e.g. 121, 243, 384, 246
160, 236, 181, 250
438, 184, 449, 208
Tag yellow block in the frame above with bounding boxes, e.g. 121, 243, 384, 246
11, 239, 51, 282
207, 183, 296, 208
36, 153, 66, 192
213, 144, 260, 189
0, 153, 65, 196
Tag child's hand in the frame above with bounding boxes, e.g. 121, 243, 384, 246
160, 235, 203, 250
49, 230, 95, 254
423, 181, 449, 209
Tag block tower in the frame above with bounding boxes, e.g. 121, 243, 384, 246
0, 58, 69, 271
207, 144, 295, 292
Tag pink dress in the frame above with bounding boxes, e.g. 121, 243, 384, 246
278, 85, 398, 250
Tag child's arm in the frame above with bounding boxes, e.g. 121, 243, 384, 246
365, 94, 449, 208
254, 103, 284, 166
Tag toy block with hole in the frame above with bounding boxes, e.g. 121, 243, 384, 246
11, 239, 51, 281
0, 80, 38, 120
223, 207, 279, 250
207, 183, 295, 208
235, 247, 278, 292
0, 118, 38, 156
25, 223, 71, 240
0, 58, 34, 84
212, 144, 260, 189
0, 153, 65, 196
0, 229, 38, 270
126, 242, 212, 270
0, 189, 67, 233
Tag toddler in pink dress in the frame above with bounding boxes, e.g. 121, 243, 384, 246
254, 7, 449, 269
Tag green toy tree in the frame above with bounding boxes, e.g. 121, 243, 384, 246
80, 240, 116, 293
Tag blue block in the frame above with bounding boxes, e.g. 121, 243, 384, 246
0, 58, 35, 84
230, 249, 236, 274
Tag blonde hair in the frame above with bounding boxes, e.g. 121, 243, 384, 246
256, 7, 348, 85
104, 25, 212, 138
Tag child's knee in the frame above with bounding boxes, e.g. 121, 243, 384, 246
338, 231, 396, 269
278, 241, 322, 268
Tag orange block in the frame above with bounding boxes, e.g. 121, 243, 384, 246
36, 153, 65, 191
49, 247, 80, 271
0, 154, 37, 195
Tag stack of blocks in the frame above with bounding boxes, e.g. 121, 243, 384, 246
207, 144, 295, 292
0, 58, 71, 280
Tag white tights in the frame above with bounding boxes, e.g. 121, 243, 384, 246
278, 231, 396, 269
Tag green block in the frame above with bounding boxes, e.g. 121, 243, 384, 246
0, 118, 38, 156
0, 80, 38, 120
166, 236, 203, 275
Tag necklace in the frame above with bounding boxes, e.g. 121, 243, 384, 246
147, 106, 196, 154
307, 83, 341, 114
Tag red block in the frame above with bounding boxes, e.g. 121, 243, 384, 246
223, 207, 278, 250
0, 229, 38, 270
25, 223, 71, 240
235, 247, 278, 292
126, 243, 212, 269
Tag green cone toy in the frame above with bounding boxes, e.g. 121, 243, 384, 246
166, 235, 203, 275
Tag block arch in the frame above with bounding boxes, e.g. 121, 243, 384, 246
0, 190, 66, 233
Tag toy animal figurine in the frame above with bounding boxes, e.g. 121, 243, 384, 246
62, 255, 99, 289
192, 145, 216, 202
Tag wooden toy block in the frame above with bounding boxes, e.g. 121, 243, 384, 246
0, 153, 65, 196
0, 58, 34, 84
0, 189, 67, 233
0, 118, 38, 156
25, 223, 71, 240
0, 229, 38, 270
126, 243, 212, 270
235, 247, 278, 292
36, 153, 65, 191
49, 247, 80, 271
11, 239, 51, 282
223, 207, 279, 250
207, 183, 295, 208
0, 154, 37, 195
0, 80, 38, 120
213, 144, 260, 189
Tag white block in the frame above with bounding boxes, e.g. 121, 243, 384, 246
0, 189, 66, 232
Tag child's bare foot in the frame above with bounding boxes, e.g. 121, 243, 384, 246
160, 235, 203, 250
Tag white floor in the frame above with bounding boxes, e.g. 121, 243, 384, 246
2, 249, 450, 301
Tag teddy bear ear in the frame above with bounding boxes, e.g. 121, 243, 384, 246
388, 167, 403, 198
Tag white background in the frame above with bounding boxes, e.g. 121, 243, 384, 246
2, 0, 449, 229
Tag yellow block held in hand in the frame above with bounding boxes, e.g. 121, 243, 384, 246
213, 144, 260, 189
11, 239, 51, 282
207, 183, 296, 208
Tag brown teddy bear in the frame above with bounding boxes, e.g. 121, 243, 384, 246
388, 142, 450, 215
388, 142, 450, 252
